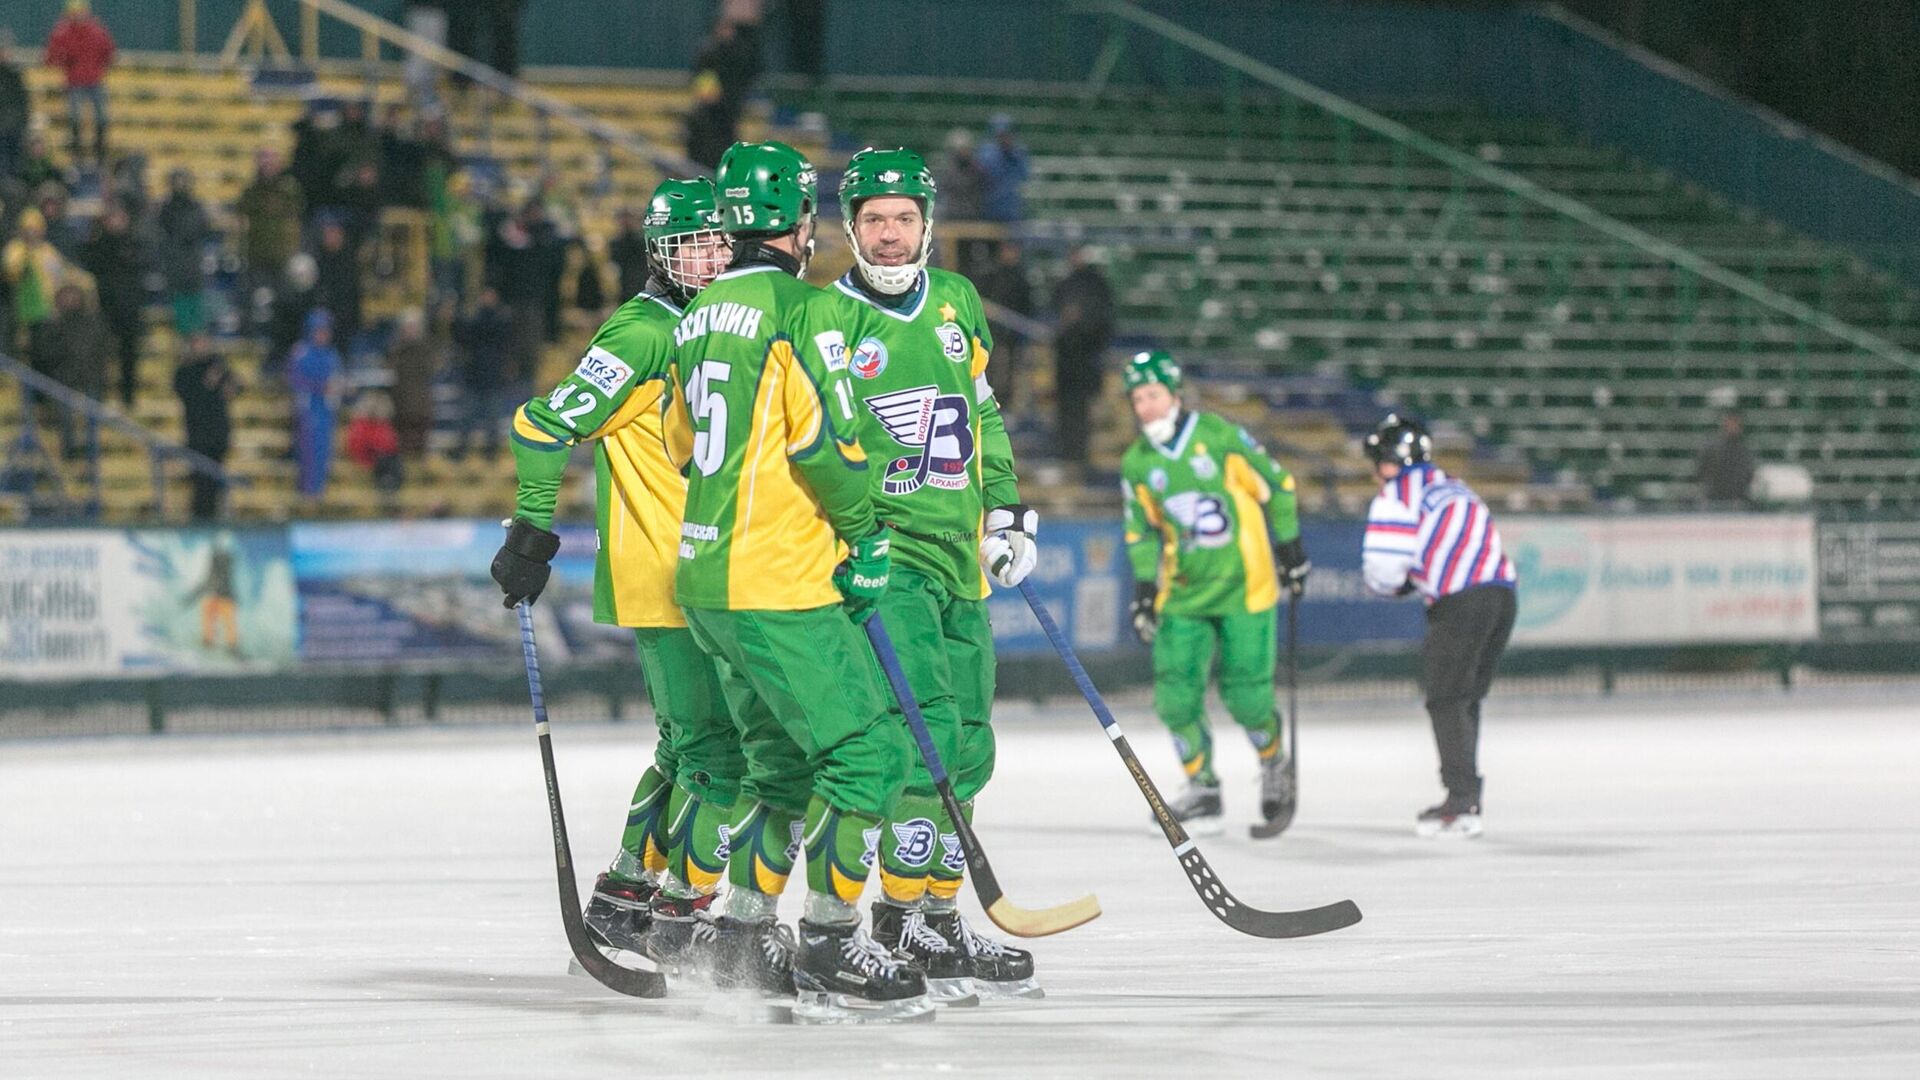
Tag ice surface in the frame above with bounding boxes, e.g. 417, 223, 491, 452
4, 690, 1918, 1078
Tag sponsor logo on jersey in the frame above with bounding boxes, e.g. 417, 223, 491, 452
572, 346, 633, 396
851, 336, 889, 378
815, 330, 849, 371
1149, 467, 1169, 492
865, 384, 976, 495
1191, 455, 1219, 480
724, 186, 750, 199
934, 321, 969, 363
891, 818, 937, 867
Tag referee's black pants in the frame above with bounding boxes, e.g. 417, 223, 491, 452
1421, 584, 1517, 801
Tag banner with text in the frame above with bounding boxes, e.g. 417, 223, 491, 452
1503, 514, 1818, 646
1817, 520, 1920, 642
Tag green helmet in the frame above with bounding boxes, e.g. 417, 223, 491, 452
643, 177, 725, 302
642, 177, 722, 238
840, 147, 938, 296
715, 140, 818, 237
1123, 350, 1183, 393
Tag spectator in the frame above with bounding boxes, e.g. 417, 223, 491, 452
1697, 410, 1756, 506
289, 101, 345, 212
574, 238, 607, 314
39, 282, 108, 456
607, 207, 648, 302
335, 158, 384, 256
172, 333, 238, 520
975, 239, 1032, 413
346, 390, 404, 494
34, 182, 83, 259
43, 0, 114, 164
429, 167, 482, 308
266, 252, 321, 381
0, 29, 28, 181
1050, 245, 1114, 470
4, 207, 85, 368
236, 148, 303, 298
77, 202, 150, 407
386, 306, 440, 458
486, 0, 527, 79
451, 285, 514, 460
486, 201, 561, 351
312, 216, 363, 352
13, 131, 66, 197
684, 16, 763, 169
376, 104, 428, 209
155, 167, 210, 335
975, 113, 1030, 223
941, 127, 986, 224
288, 309, 344, 503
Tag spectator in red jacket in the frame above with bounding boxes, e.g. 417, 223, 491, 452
44, 0, 115, 163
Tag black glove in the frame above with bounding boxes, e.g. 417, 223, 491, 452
1396, 580, 1418, 597
1274, 537, 1311, 597
491, 518, 561, 609
1130, 580, 1159, 645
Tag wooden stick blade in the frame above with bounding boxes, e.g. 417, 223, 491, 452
985, 892, 1104, 938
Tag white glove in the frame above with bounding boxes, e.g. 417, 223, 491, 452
979, 504, 1038, 587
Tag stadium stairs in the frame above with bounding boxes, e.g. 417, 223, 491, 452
778, 78, 1920, 513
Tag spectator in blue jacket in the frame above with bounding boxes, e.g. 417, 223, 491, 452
975, 113, 1030, 223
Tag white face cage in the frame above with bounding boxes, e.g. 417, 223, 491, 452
646, 229, 731, 297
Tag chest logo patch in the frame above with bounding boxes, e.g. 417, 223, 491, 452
852, 336, 889, 379
1191, 455, 1219, 480
865, 384, 976, 495
934, 321, 969, 363
1149, 467, 1169, 492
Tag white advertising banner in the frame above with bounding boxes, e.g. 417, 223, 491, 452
1502, 514, 1819, 646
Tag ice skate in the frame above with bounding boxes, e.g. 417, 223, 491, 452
642, 891, 719, 976
924, 907, 1043, 1000
1252, 754, 1296, 838
581, 873, 654, 956
870, 901, 979, 1007
1161, 782, 1224, 836
709, 915, 797, 995
791, 919, 935, 1024
1416, 794, 1483, 839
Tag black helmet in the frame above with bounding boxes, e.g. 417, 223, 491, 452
1364, 413, 1433, 466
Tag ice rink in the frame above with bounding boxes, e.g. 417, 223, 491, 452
4, 687, 1917, 1078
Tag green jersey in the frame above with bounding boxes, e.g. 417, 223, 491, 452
832, 268, 1019, 601
1121, 410, 1301, 617
669, 260, 877, 612
510, 288, 688, 628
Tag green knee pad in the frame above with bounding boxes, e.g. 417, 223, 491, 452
611, 765, 672, 880
803, 795, 882, 906
726, 800, 804, 899
663, 784, 735, 896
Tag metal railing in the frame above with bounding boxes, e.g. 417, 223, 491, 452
1, 352, 243, 521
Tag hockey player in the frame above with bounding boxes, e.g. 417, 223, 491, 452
1121, 350, 1311, 833
830, 147, 1040, 1000
1360, 414, 1517, 838
668, 140, 928, 1020
490, 177, 746, 961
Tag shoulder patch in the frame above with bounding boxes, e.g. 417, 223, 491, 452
814, 330, 849, 372
573, 346, 634, 396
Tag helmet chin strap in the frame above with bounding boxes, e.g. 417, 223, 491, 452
1142, 402, 1182, 445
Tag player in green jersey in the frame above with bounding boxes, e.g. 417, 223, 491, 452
830, 147, 1041, 1000
1119, 350, 1312, 833
667, 140, 928, 1021
490, 177, 745, 961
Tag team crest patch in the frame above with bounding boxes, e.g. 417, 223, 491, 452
715, 823, 732, 862
785, 819, 804, 863
572, 346, 632, 396
860, 824, 883, 869
934, 321, 969, 363
891, 818, 937, 867
866, 384, 976, 495
852, 336, 889, 378
1191, 455, 1219, 480
938, 833, 966, 874
1149, 467, 1169, 492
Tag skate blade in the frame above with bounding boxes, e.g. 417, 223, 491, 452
973, 976, 1044, 1001
926, 977, 981, 1008
1415, 815, 1484, 839
791, 990, 937, 1025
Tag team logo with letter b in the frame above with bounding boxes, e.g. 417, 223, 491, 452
891, 818, 937, 868
865, 384, 975, 495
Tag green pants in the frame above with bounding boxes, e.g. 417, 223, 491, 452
872, 570, 997, 902
1152, 608, 1281, 786
634, 627, 745, 804
683, 605, 910, 820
